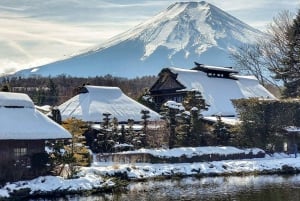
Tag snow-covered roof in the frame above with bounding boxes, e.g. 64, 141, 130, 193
35, 105, 52, 113
193, 64, 238, 73
168, 67, 276, 116
58, 85, 161, 122
0, 92, 71, 140
203, 116, 240, 126
283, 126, 300, 133
0, 92, 34, 108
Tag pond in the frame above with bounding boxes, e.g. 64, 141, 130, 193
30, 174, 300, 201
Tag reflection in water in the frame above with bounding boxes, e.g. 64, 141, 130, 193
30, 175, 300, 201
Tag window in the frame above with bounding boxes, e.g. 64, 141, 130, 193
14, 147, 27, 158
176, 96, 183, 102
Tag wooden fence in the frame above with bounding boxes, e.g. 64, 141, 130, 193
95, 150, 265, 164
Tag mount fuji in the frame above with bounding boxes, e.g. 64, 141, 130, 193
13, 1, 265, 78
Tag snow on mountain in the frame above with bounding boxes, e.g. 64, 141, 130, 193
12, 1, 266, 78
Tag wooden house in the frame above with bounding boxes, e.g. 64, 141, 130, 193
0, 92, 71, 181
150, 63, 276, 118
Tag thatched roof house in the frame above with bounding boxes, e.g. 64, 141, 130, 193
0, 92, 71, 181
150, 64, 276, 120
58, 85, 161, 123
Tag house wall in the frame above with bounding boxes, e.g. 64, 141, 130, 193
152, 91, 187, 111
150, 69, 187, 110
0, 140, 45, 160
0, 140, 44, 162
0, 140, 46, 183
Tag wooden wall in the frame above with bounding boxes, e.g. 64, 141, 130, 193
0, 140, 44, 162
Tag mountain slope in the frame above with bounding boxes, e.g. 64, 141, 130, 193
13, 1, 265, 78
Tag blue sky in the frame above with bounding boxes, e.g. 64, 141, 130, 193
0, 0, 299, 75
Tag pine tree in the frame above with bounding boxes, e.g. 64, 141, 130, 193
138, 89, 156, 111
127, 118, 134, 135
62, 118, 91, 167
0, 84, 9, 92
212, 116, 231, 146
139, 109, 151, 148
282, 9, 300, 97
102, 112, 111, 129
49, 140, 76, 177
49, 118, 91, 178
46, 78, 59, 105
160, 101, 184, 148
189, 107, 206, 146
182, 90, 208, 146
141, 109, 150, 135
111, 117, 119, 141
182, 90, 208, 111
98, 113, 116, 152
126, 118, 135, 145
175, 111, 191, 146
119, 124, 126, 144
34, 89, 46, 105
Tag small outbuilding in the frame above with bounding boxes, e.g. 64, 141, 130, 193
283, 126, 300, 156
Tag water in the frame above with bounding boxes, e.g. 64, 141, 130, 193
30, 175, 300, 201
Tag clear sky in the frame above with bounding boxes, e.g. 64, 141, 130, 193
0, 0, 299, 75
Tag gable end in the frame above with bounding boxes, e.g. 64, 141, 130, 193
150, 68, 185, 93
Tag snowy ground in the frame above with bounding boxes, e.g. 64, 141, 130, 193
87, 152, 299, 180
1, 147, 300, 199
103, 146, 263, 158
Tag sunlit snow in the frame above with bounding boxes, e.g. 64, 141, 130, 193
58, 85, 161, 122
1, 146, 300, 198
168, 67, 276, 117
0, 92, 71, 139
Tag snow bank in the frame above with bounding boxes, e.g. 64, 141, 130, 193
1, 174, 114, 198
1, 147, 299, 199
90, 153, 300, 180
163, 101, 185, 110
115, 146, 261, 158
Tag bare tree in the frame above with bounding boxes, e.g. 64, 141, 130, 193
263, 10, 294, 83
231, 10, 295, 94
231, 44, 269, 86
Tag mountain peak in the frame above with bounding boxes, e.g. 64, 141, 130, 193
11, 2, 266, 78
166, 1, 212, 15
168, 1, 210, 8
126, 0, 263, 60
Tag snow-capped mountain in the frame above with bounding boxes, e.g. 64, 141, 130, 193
13, 1, 265, 78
